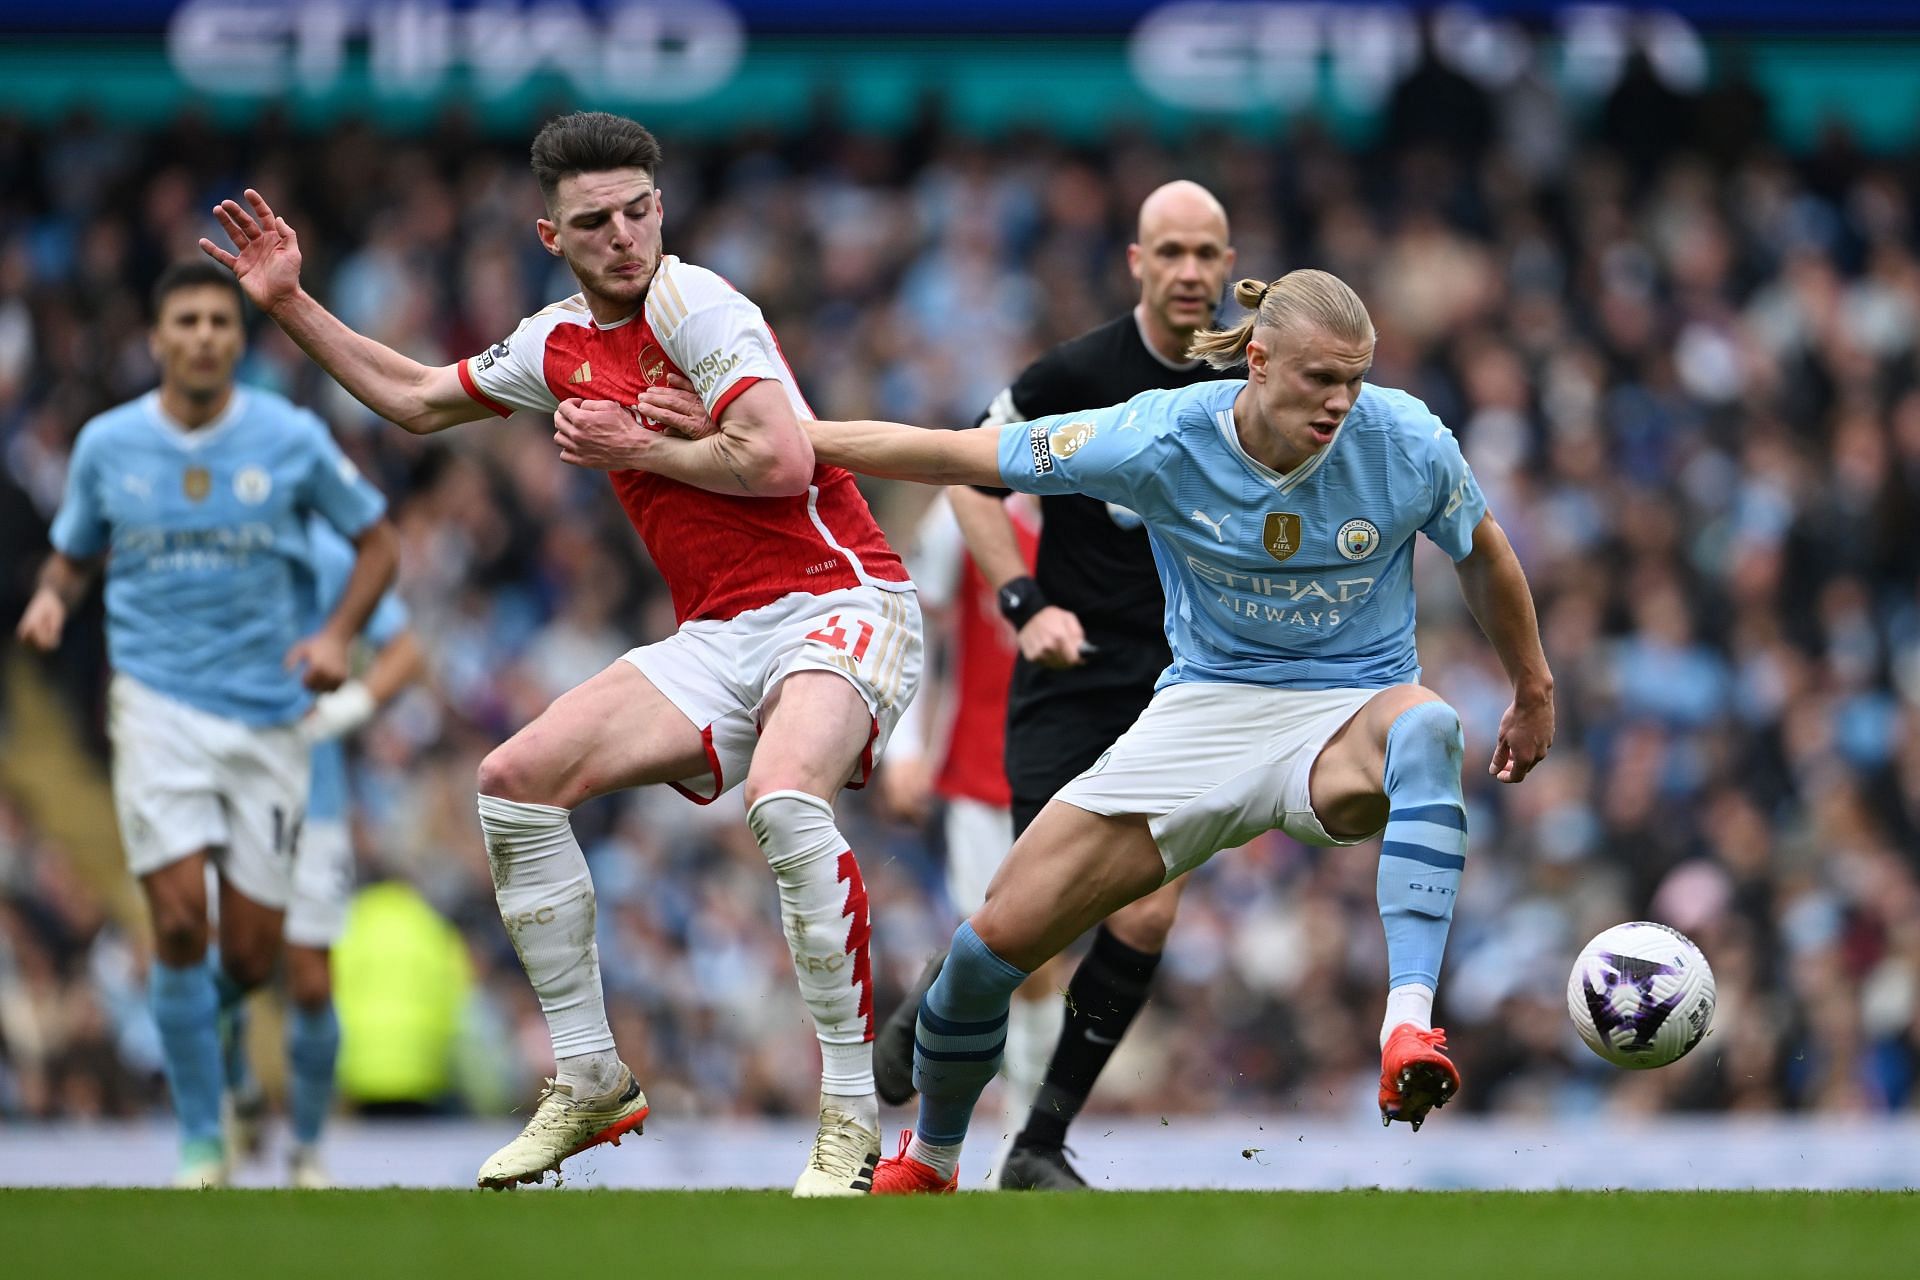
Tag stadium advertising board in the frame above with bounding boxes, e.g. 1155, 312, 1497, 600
1, 1, 1917, 147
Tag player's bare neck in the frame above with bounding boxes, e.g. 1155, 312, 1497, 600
583, 288, 643, 327
1231, 392, 1310, 476
159, 382, 233, 431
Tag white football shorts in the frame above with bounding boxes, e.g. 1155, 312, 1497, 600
624, 585, 923, 804
285, 818, 353, 948
943, 797, 1014, 918
1052, 681, 1386, 879
107, 673, 308, 910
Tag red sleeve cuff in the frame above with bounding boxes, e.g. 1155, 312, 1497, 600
457, 358, 515, 419
709, 375, 764, 422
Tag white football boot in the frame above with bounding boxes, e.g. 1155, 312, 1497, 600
476, 1066, 649, 1189
792, 1103, 881, 1197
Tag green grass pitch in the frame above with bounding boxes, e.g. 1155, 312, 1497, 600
7, 1189, 1911, 1279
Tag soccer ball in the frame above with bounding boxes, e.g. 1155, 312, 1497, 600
1566, 922, 1716, 1069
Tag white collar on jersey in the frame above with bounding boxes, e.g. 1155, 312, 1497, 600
1135, 308, 1206, 372
144, 388, 248, 451
1213, 403, 1347, 494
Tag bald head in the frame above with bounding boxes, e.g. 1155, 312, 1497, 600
1136, 180, 1230, 245
1129, 180, 1235, 354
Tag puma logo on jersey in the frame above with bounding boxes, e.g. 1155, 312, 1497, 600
1190, 509, 1232, 541
1117, 409, 1142, 433
568, 362, 592, 384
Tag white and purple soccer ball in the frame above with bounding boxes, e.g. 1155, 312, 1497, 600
1566, 922, 1716, 1069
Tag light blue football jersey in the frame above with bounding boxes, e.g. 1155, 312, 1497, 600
49, 388, 387, 726
997, 380, 1487, 691
301, 518, 409, 823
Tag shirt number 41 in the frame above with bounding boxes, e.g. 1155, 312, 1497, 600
805, 614, 875, 662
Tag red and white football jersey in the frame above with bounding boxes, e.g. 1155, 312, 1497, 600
908, 496, 1039, 809
458, 255, 910, 624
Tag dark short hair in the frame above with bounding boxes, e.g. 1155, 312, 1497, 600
151, 260, 244, 323
529, 112, 662, 205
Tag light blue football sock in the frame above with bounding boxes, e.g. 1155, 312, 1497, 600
912, 921, 1028, 1146
1376, 701, 1469, 992
150, 961, 225, 1147
288, 1002, 341, 1147
207, 949, 254, 1097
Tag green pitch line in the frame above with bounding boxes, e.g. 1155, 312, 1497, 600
7, 1189, 1912, 1280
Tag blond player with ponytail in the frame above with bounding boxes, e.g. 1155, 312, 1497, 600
807, 267, 1555, 1192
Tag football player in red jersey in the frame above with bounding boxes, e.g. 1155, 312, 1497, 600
202, 112, 919, 1196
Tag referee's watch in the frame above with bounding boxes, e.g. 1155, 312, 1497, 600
997, 576, 1047, 631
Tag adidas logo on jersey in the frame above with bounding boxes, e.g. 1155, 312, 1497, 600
568, 362, 592, 384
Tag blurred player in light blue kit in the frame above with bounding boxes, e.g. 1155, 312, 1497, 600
226, 517, 423, 1188
14, 262, 397, 1187
804, 270, 1555, 1191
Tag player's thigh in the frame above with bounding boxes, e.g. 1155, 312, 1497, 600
747, 588, 925, 803
1102, 869, 1193, 953
477, 659, 710, 807
204, 717, 308, 952
972, 801, 1165, 973
108, 675, 230, 894
747, 669, 882, 804
1306, 684, 1445, 841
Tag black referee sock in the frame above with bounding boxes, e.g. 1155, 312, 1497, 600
1017, 925, 1161, 1151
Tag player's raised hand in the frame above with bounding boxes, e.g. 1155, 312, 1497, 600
14, 589, 67, 652
1019, 605, 1088, 669
1489, 691, 1554, 783
554, 398, 656, 470
199, 189, 304, 312
636, 372, 715, 439
286, 630, 351, 692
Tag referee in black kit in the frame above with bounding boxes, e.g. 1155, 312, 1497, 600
874, 181, 1242, 1189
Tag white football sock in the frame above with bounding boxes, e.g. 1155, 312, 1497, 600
1381, 983, 1436, 1048
819, 1089, 879, 1134
746, 791, 877, 1104
1000, 992, 1063, 1133
478, 794, 616, 1074
906, 1133, 961, 1181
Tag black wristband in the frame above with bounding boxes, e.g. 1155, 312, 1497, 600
997, 576, 1048, 631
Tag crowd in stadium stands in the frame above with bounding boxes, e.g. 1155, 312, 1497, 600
4, 50, 1920, 1125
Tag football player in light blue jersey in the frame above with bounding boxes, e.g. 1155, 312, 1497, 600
14, 262, 397, 1188
805, 269, 1554, 1192
224, 517, 423, 1188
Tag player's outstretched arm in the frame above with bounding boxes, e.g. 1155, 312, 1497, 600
806, 419, 1004, 488
200, 189, 486, 435
1452, 513, 1555, 783
14, 553, 97, 652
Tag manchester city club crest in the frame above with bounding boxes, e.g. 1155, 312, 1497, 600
1262, 512, 1302, 562
1336, 517, 1381, 561
233, 465, 273, 505
182, 466, 211, 502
